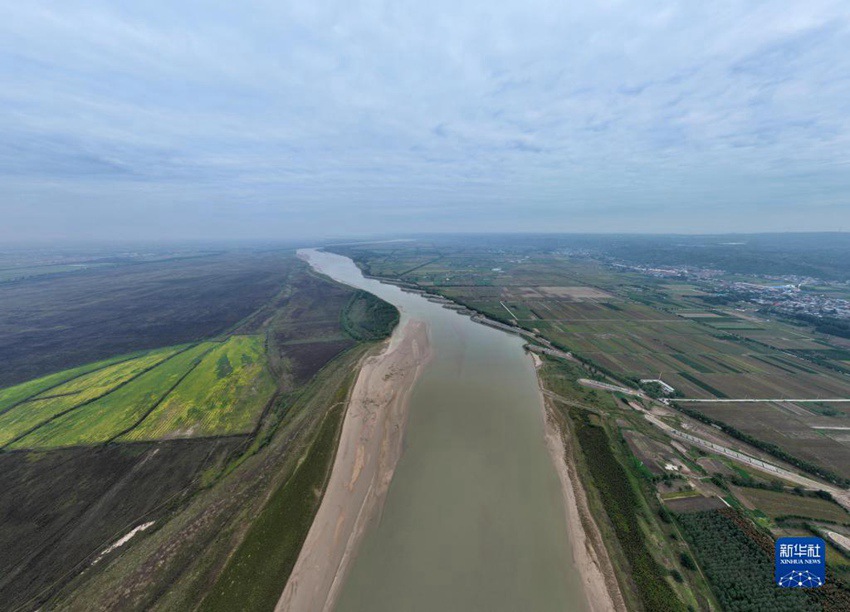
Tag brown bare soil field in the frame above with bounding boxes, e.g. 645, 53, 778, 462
0, 253, 294, 388
0, 438, 244, 610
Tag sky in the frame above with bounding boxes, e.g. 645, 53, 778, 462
2, 1, 850, 241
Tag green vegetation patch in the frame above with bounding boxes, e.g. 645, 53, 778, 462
199, 390, 348, 612
671, 353, 714, 373
0, 355, 130, 415
0, 336, 277, 449
341, 290, 399, 341
570, 409, 684, 611
676, 510, 815, 611
124, 336, 276, 441
11, 344, 214, 449
0, 348, 180, 447
738, 487, 850, 524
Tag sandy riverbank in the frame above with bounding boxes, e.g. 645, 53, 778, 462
532, 353, 625, 612
276, 318, 431, 612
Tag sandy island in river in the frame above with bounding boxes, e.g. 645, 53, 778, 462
277, 318, 431, 612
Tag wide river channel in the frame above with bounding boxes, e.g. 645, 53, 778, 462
302, 248, 588, 612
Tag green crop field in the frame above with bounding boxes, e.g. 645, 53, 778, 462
11, 344, 215, 449
0, 355, 128, 414
123, 335, 276, 440
736, 487, 850, 524
0, 348, 180, 448
0, 337, 276, 449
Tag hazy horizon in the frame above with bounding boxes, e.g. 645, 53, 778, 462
3, 2, 849, 240
4, 230, 850, 252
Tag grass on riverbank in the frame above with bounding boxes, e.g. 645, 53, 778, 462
198, 365, 356, 612
539, 356, 716, 610
341, 289, 400, 341
569, 408, 686, 612
734, 486, 850, 524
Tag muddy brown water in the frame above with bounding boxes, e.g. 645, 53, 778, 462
301, 249, 588, 612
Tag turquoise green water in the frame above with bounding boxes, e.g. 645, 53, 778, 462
302, 249, 587, 612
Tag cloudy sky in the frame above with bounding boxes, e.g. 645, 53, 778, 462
2, 1, 849, 240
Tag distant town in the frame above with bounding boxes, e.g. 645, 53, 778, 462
612, 262, 850, 321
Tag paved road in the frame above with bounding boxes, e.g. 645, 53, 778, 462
526, 345, 573, 361
559, 374, 850, 511
676, 398, 850, 403
635, 407, 850, 512
499, 301, 518, 320
578, 379, 644, 397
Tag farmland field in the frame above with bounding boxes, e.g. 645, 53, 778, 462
688, 402, 850, 475
334, 239, 850, 479
0, 347, 181, 448
0, 355, 130, 414
10, 343, 216, 449
123, 336, 275, 440
0, 249, 401, 610
0, 437, 245, 611
2, 335, 294, 449
0, 251, 294, 387
732, 487, 850, 524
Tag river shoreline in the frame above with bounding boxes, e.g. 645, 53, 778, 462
532, 353, 625, 612
276, 318, 432, 612
283, 248, 617, 611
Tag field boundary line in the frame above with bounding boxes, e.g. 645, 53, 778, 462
396, 255, 443, 277
106, 344, 218, 444
0, 353, 142, 417
0, 345, 198, 451
23, 391, 81, 402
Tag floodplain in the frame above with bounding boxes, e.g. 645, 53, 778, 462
0, 247, 399, 610
333, 236, 850, 610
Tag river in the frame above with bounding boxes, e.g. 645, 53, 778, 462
300, 248, 588, 612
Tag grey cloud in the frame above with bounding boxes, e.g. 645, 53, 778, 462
0, 1, 849, 240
